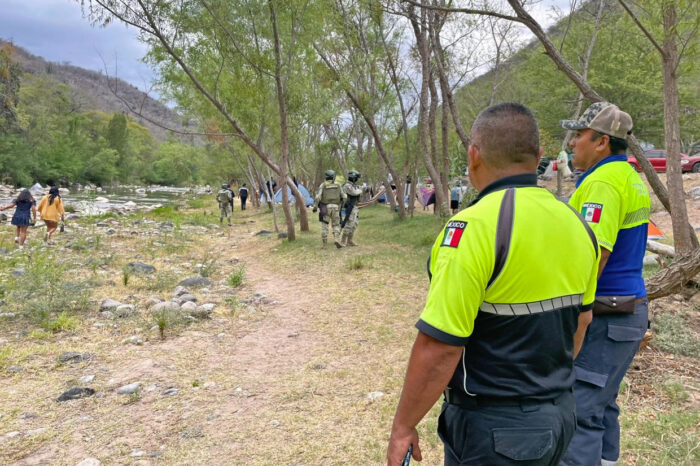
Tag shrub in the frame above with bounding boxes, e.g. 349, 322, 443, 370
5, 252, 90, 330
347, 256, 372, 271
228, 266, 245, 287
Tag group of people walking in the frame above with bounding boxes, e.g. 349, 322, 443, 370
1, 186, 66, 250
312, 169, 363, 249
216, 182, 249, 226
387, 101, 649, 466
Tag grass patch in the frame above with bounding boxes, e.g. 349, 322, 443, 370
134, 271, 180, 292
46, 312, 79, 333
0, 346, 11, 370
186, 197, 210, 209
622, 408, 700, 465
198, 253, 218, 278
653, 312, 700, 357
227, 266, 245, 287
347, 255, 372, 271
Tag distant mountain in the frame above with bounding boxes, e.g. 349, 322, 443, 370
1, 39, 188, 141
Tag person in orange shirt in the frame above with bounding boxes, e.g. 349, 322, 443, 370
37, 186, 66, 244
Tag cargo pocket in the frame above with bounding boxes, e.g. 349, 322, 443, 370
574, 366, 608, 388
492, 428, 553, 461
607, 324, 644, 342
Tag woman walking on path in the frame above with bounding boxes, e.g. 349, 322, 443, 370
0, 189, 37, 250
37, 186, 65, 244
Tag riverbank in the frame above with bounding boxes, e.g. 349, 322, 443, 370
0, 198, 698, 465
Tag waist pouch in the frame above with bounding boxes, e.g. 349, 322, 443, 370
318, 203, 329, 223
593, 295, 636, 315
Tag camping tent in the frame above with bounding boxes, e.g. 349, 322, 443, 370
261, 185, 314, 206
648, 220, 664, 240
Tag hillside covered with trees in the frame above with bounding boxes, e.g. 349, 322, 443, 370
0, 41, 231, 187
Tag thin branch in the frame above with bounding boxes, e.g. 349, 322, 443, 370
400, 0, 522, 23
617, 0, 666, 57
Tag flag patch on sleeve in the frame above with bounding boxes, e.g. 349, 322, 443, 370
582, 203, 603, 224
441, 221, 467, 248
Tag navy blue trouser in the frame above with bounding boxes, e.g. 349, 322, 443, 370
438, 391, 576, 465
560, 300, 648, 466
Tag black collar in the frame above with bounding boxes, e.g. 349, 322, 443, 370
471, 173, 538, 206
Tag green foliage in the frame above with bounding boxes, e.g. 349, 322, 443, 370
227, 266, 245, 288
0, 346, 11, 371
347, 255, 372, 271
122, 266, 131, 286
4, 252, 90, 330
46, 312, 79, 333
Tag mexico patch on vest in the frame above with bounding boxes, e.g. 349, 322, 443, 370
582, 203, 603, 224
441, 221, 467, 248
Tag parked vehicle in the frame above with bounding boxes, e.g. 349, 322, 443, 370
627, 149, 700, 173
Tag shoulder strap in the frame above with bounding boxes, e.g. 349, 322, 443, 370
487, 188, 515, 289
562, 202, 599, 259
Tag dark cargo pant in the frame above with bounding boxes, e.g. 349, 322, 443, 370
560, 300, 648, 466
438, 390, 576, 465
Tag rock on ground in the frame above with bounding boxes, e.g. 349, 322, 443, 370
76, 458, 101, 466
100, 299, 121, 312
57, 387, 96, 402
58, 352, 91, 364
116, 382, 142, 395
149, 301, 181, 314
178, 276, 212, 288
180, 302, 197, 313
172, 286, 189, 297
114, 304, 136, 318
125, 262, 156, 275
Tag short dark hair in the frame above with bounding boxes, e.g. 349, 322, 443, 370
470, 102, 539, 168
591, 131, 628, 154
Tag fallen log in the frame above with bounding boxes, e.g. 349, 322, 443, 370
645, 247, 700, 301
646, 240, 675, 258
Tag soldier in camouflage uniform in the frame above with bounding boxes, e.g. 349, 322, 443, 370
217, 183, 233, 226
312, 170, 346, 248
340, 169, 363, 247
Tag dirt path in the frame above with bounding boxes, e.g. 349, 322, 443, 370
3, 214, 374, 465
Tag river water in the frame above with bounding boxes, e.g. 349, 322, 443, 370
0, 186, 202, 216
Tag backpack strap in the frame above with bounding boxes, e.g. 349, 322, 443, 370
487, 188, 515, 289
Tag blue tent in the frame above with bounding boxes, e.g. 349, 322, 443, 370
261, 184, 314, 206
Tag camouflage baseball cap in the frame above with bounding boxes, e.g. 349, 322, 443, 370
560, 102, 633, 139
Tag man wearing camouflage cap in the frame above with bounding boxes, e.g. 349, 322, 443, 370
560, 102, 650, 466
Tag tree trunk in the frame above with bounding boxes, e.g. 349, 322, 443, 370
269, 0, 295, 241
409, 5, 449, 216
645, 247, 700, 300
661, 2, 693, 254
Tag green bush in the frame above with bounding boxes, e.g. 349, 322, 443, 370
228, 266, 245, 287
5, 252, 90, 331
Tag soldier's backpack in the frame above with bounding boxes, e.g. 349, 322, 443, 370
320, 183, 341, 204
216, 190, 230, 206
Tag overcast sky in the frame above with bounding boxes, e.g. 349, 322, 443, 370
0, 0, 573, 99
0, 0, 155, 90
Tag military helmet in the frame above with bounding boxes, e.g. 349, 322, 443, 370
221, 183, 229, 189
348, 170, 361, 182
324, 169, 336, 181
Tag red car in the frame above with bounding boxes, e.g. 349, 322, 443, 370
628, 149, 700, 173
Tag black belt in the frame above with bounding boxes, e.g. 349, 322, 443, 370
443, 388, 568, 409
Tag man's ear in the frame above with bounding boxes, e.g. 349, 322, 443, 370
468, 144, 481, 170
596, 134, 610, 152
537, 147, 543, 163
